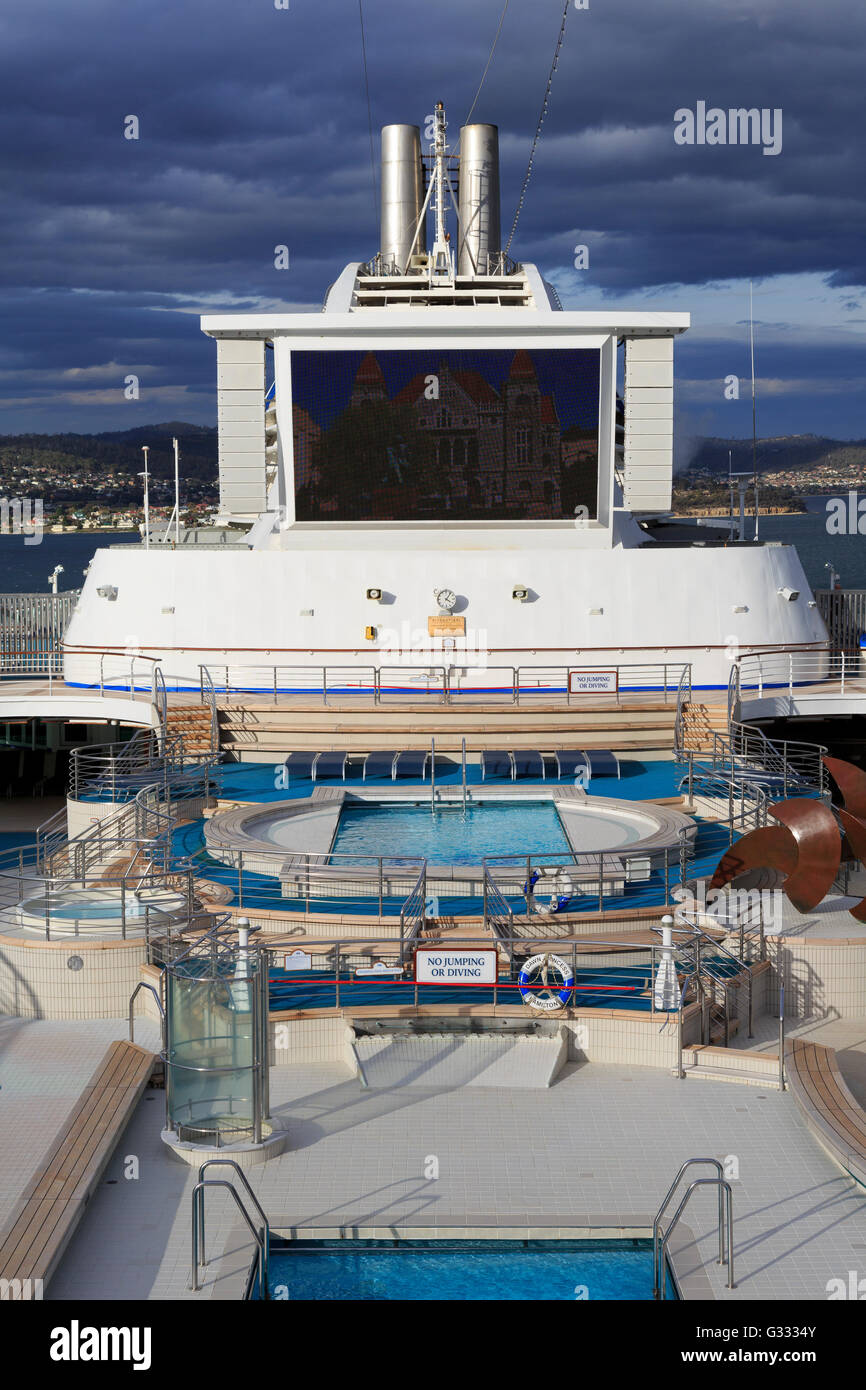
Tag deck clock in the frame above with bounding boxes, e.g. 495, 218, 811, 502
434, 588, 457, 613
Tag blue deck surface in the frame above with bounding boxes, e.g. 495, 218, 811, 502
214, 756, 684, 803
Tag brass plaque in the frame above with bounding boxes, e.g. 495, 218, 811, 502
428, 615, 466, 637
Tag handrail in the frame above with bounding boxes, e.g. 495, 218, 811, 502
194, 1158, 271, 1280
199, 665, 220, 754
673, 662, 692, 755
658, 1176, 734, 1299
151, 663, 167, 739
727, 659, 741, 726
482, 864, 514, 941
190, 1178, 269, 1298
399, 860, 428, 954
128, 981, 165, 1050
653, 1159, 732, 1298
195, 660, 692, 706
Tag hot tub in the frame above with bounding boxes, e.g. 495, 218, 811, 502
17, 885, 190, 938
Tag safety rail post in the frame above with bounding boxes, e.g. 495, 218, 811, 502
323, 666, 328, 707
675, 974, 690, 1079
778, 983, 785, 1091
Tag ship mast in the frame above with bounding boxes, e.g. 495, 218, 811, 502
429, 101, 454, 286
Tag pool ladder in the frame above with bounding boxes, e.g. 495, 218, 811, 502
653, 1158, 734, 1299
190, 1158, 271, 1299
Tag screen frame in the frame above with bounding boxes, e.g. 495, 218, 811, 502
272, 330, 616, 532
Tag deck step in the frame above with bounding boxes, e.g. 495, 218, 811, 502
681, 1063, 782, 1089
352, 1030, 568, 1090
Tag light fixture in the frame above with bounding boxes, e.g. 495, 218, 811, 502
512, 586, 529, 603
366, 587, 383, 602
777, 587, 800, 602
732, 604, 748, 614
587, 607, 603, 616
96, 585, 118, 601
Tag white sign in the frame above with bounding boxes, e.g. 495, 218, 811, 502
415, 948, 498, 985
568, 669, 618, 695
283, 950, 312, 971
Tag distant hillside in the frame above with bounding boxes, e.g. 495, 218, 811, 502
687, 435, 866, 476
1, 424, 865, 490
0, 423, 217, 481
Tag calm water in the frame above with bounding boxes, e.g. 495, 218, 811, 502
330, 800, 571, 864
263, 1239, 675, 1301
0, 511, 860, 596
0, 531, 139, 593
698, 505, 866, 591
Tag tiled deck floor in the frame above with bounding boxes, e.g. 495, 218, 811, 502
0, 1016, 161, 1230
46, 1051, 866, 1302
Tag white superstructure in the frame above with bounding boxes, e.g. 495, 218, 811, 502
64, 106, 827, 692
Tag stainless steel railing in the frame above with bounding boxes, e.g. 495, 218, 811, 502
653, 1161, 734, 1299
266, 929, 711, 1019
0, 590, 79, 675
197, 660, 691, 707
191, 1173, 270, 1298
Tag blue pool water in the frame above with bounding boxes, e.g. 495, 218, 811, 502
331, 800, 571, 864
259, 1239, 676, 1301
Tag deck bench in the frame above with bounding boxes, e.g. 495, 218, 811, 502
0, 1039, 154, 1297
786, 1038, 866, 1187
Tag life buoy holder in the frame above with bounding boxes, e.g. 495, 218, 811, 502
518, 953, 575, 1012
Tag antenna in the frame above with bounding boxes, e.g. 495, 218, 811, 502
139, 445, 150, 552
173, 437, 181, 545
750, 281, 759, 540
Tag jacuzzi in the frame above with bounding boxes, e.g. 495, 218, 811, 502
17, 885, 190, 938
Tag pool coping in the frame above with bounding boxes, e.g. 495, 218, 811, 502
216, 1217, 707, 1302
203, 785, 696, 888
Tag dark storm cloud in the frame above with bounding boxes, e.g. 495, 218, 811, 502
1, 0, 865, 432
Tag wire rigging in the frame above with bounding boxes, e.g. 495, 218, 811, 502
463, 0, 510, 130
358, 0, 379, 234
504, 0, 571, 256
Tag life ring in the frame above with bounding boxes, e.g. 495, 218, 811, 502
548, 869, 573, 913
518, 953, 575, 1012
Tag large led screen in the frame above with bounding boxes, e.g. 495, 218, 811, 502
290, 347, 599, 521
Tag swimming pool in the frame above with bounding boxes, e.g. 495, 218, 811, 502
330, 799, 573, 864
254, 1238, 677, 1300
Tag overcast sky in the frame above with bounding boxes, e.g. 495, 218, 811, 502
1, 0, 864, 442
